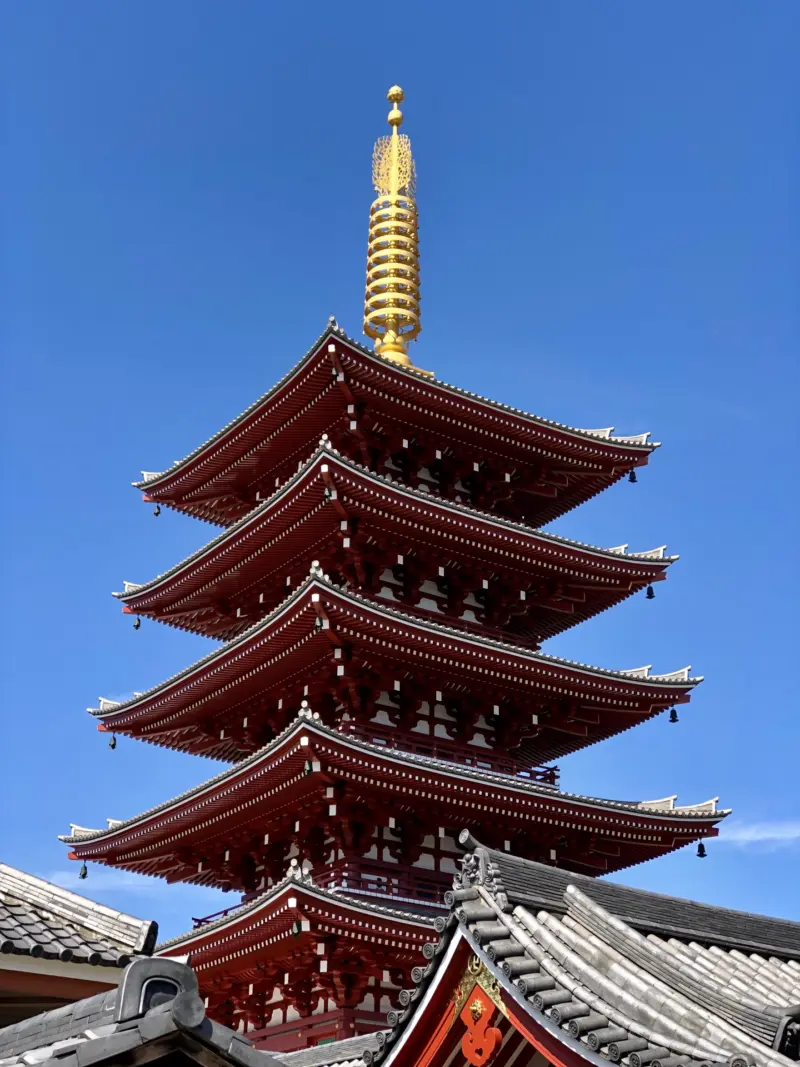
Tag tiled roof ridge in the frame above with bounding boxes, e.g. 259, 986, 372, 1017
273, 1031, 388, 1067
563, 885, 800, 1043
134, 322, 657, 490
0, 863, 155, 957
61, 708, 727, 852
506, 899, 772, 1067
118, 439, 675, 601
0, 956, 277, 1066
365, 839, 799, 1067
92, 565, 700, 721
155, 862, 433, 952
458, 836, 800, 952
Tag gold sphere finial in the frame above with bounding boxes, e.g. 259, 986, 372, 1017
387, 85, 404, 128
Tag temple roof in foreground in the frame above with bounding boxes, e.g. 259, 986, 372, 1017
134, 324, 658, 526
308, 835, 799, 1067
0, 863, 157, 968
452, 835, 800, 958
0, 957, 274, 1067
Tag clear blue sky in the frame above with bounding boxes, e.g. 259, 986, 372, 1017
2, 3, 798, 941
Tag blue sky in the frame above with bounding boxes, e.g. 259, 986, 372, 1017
2, 2, 798, 941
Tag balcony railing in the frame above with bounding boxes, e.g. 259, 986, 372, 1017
249, 1007, 387, 1052
191, 902, 242, 927
340, 719, 559, 785
314, 859, 450, 909
193, 860, 449, 927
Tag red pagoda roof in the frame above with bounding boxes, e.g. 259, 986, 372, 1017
92, 570, 699, 764
62, 711, 726, 883
118, 443, 675, 643
156, 872, 433, 1049
135, 324, 657, 527
156, 869, 433, 977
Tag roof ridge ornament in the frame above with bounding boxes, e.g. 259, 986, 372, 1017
286, 857, 313, 883
364, 87, 432, 377
620, 665, 653, 679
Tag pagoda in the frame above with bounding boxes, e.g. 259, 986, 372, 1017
62, 87, 726, 1052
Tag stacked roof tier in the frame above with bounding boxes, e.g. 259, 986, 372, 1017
95, 570, 699, 768
119, 443, 674, 646
68, 324, 721, 1052
136, 325, 657, 528
65, 711, 724, 894
156, 867, 435, 1051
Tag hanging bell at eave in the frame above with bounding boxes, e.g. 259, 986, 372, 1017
628, 469, 638, 484
697, 842, 707, 859
108, 734, 117, 750
153, 504, 161, 517
133, 616, 141, 630
668, 708, 679, 724
646, 584, 655, 600
78, 862, 88, 880
313, 615, 324, 632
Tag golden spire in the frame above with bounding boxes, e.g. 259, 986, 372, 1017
363, 86, 431, 375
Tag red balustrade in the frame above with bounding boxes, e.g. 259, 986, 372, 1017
340, 719, 559, 785
314, 859, 450, 908
250, 1007, 387, 1051
191, 902, 242, 927
192, 859, 449, 927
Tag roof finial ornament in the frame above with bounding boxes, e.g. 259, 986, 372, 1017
364, 87, 432, 377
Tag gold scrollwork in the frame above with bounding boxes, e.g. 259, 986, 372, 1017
452, 955, 507, 1022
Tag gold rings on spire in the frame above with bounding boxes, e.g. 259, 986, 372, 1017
364, 87, 431, 375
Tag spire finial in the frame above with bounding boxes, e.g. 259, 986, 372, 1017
364, 87, 432, 376
387, 85, 404, 129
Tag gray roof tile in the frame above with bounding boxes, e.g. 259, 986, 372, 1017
273, 1032, 386, 1067
361, 837, 800, 1067
0, 864, 157, 969
458, 836, 800, 959
0, 958, 279, 1066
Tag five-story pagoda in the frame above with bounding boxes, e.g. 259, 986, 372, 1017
62, 88, 725, 1052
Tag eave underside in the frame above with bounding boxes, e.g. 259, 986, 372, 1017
64, 720, 723, 891
95, 578, 696, 766
121, 448, 672, 645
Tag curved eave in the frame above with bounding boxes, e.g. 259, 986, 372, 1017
92, 572, 700, 735
118, 443, 675, 619
372, 848, 800, 1067
376, 925, 621, 1067
61, 714, 727, 861
156, 875, 433, 957
134, 324, 658, 502
458, 836, 800, 957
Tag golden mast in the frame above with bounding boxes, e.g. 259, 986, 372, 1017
363, 87, 431, 376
